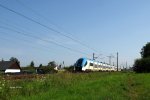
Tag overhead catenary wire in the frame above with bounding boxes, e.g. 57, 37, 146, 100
15, 0, 99, 53
0, 19, 91, 56
0, 2, 113, 62
0, 31, 88, 63
0, 1, 120, 65
0, 35, 58, 55
0, 36, 62, 65
0, 25, 90, 56
0, 3, 98, 54
0, 34, 92, 67
0, 19, 80, 49
0, 19, 92, 58
0, 22, 107, 64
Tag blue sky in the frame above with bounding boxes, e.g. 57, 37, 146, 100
0, 0, 150, 67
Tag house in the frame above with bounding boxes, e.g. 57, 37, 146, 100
0, 61, 21, 73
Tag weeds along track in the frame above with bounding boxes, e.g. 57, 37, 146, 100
2, 74, 47, 80
2, 71, 117, 80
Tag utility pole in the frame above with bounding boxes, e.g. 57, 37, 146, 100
63, 61, 65, 68
93, 53, 95, 60
126, 61, 128, 69
93, 53, 98, 60
117, 52, 118, 71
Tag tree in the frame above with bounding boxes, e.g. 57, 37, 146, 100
1, 58, 4, 62
30, 61, 35, 67
141, 42, 150, 58
134, 58, 150, 73
9, 57, 20, 65
22, 61, 35, 73
64, 65, 74, 72
39, 64, 43, 68
134, 42, 150, 73
48, 61, 56, 68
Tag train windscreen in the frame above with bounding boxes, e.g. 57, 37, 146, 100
76, 58, 83, 67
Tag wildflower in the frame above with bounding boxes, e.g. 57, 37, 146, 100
2, 84, 5, 86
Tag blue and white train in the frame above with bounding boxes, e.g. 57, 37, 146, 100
75, 58, 117, 71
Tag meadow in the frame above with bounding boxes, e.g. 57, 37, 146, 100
0, 72, 150, 100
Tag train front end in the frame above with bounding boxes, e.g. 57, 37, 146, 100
75, 58, 87, 71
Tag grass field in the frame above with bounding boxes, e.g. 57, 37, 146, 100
0, 72, 150, 100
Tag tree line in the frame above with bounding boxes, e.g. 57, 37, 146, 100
134, 42, 150, 73
3, 42, 150, 73
1, 57, 59, 73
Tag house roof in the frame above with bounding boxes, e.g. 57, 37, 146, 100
0, 61, 15, 70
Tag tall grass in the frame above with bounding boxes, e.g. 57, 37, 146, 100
0, 72, 150, 100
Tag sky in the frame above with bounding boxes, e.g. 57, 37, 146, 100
0, 0, 150, 67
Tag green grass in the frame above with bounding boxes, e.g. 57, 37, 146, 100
0, 72, 150, 100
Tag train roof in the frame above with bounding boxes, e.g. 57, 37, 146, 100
79, 57, 115, 66
79, 57, 102, 63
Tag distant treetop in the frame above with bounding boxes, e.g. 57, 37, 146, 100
9, 57, 20, 65
141, 42, 150, 58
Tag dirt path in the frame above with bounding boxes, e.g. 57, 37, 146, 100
126, 74, 138, 100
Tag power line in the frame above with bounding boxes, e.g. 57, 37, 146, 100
0, 31, 87, 60
0, 21, 89, 56
117, 52, 119, 71
0, 34, 58, 55
0, 19, 78, 48
0, 19, 91, 56
0, 3, 98, 53
15, 0, 99, 53
0, 31, 56, 52
0, 21, 90, 59
0, 25, 90, 56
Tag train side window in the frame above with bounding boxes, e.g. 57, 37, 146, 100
90, 63, 93, 66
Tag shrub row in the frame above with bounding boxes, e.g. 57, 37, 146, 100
133, 57, 150, 73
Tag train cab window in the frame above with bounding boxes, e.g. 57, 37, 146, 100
90, 63, 93, 66
84, 61, 87, 66
76, 59, 83, 66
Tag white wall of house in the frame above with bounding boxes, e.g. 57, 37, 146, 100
5, 69, 21, 73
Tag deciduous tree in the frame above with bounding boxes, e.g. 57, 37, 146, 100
134, 42, 150, 73
141, 42, 150, 58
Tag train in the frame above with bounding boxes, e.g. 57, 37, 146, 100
75, 58, 117, 71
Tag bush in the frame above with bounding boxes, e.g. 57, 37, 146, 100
64, 65, 75, 72
37, 66, 58, 74
133, 57, 150, 73
21, 66, 36, 73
